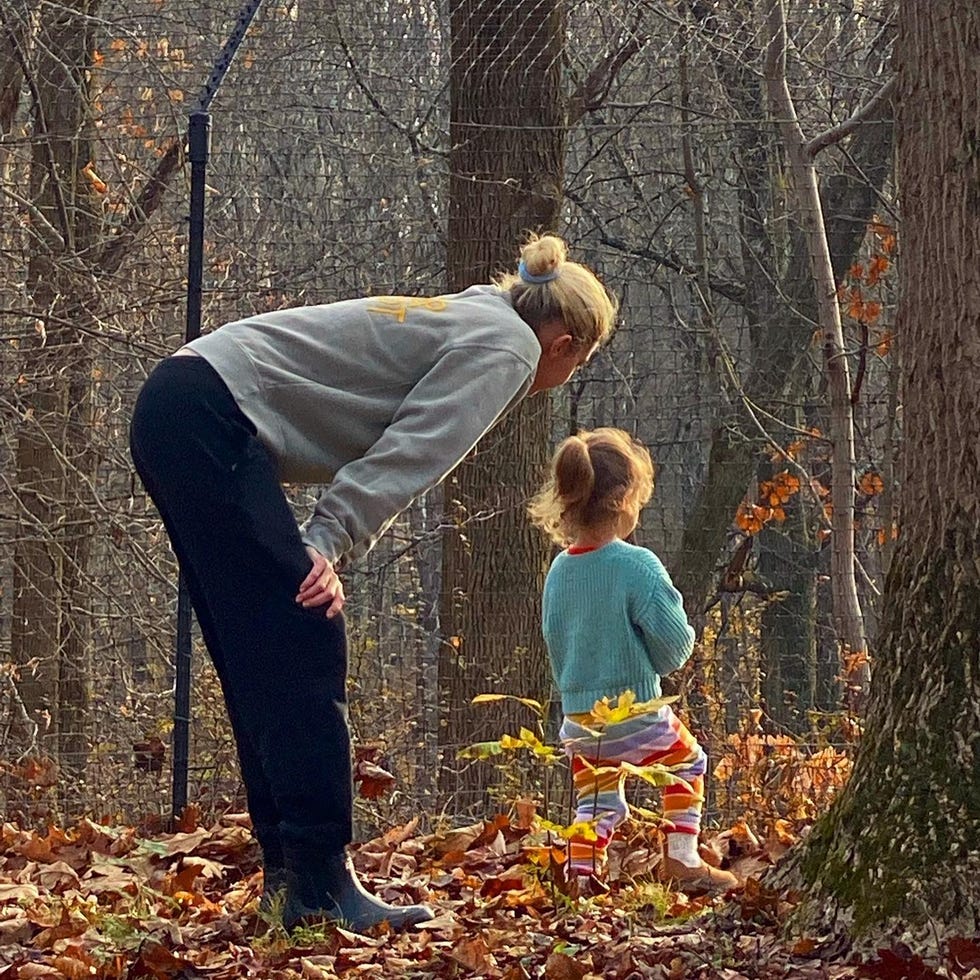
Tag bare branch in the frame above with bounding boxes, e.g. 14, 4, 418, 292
568, 33, 647, 126
805, 75, 897, 160
95, 138, 183, 277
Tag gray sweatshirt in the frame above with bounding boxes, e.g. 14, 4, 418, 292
187, 284, 541, 566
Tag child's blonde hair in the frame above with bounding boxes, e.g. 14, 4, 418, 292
495, 233, 618, 350
529, 427, 655, 546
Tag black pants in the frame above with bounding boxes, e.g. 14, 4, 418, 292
130, 356, 353, 859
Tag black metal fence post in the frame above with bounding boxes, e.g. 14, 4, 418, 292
172, 0, 265, 825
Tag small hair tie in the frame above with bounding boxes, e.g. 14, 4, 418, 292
518, 259, 560, 284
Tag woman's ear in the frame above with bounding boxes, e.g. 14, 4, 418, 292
546, 331, 576, 357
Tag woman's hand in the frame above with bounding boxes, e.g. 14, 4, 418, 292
296, 546, 345, 618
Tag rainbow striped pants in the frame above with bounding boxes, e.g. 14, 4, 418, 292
560, 706, 707, 876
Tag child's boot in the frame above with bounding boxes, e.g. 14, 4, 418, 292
283, 849, 433, 932
661, 833, 738, 895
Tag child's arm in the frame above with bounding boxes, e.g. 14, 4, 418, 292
632, 558, 695, 677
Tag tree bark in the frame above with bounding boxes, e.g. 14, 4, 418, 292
794, 0, 980, 938
438, 0, 566, 807
0, 1, 29, 135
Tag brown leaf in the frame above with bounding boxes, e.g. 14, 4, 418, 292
50, 950, 98, 980
164, 828, 210, 856
0, 915, 33, 945
35, 860, 81, 894
127, 940, 205, 979
791, 938, 818, 957
948, 937, 980, 977
513, 798, 538, 830
449, 935, 496, 973
354, 760, 396, 800
0, 881, 40, 904
32, 907, 89, 948
174, 803, 201, 834
300, 957, 337, 979
859, 946, 944, 979
545, 951, 590, 980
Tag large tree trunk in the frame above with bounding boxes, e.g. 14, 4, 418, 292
794, 0, 980, 938
438, 0, 566, 808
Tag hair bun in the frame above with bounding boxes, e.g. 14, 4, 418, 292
519, 233, 567, 281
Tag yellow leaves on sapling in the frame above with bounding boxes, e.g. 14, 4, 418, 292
584, 689, 676, 731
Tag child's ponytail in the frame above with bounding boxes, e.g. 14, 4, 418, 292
529, 428, 655, 547
553, 436, 594, 507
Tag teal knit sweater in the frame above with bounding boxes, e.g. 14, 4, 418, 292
541, 539, 695, 714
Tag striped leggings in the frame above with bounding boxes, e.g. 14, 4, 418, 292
560, 706, 706, 876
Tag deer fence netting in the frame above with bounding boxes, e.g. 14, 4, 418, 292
0, 0, 896, 842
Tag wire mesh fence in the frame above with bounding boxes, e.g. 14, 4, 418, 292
0, 0, 896, 841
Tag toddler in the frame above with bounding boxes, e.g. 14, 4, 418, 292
529, 428, 738, 893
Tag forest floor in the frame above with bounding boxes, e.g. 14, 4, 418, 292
2, 805, 977, 979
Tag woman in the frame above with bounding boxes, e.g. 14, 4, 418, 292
129, 233, 617, 930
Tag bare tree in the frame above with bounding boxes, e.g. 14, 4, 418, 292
763, 0, 874, 702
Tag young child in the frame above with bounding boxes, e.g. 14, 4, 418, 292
529, 428, 738, 893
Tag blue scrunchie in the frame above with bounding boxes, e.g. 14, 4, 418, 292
518, 259, 560, 284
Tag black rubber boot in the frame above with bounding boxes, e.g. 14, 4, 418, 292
259, 864, 288, 917
283, 851, 433, 932
257, 838, 287, 917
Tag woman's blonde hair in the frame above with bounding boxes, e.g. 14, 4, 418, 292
495, 233, 618, 349
528, 428, 655, 546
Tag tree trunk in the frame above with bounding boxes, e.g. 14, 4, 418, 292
438, 0, 566, 809
764, 0, 867, 691
795, 0, 980, 938
0, 1, 29, 135
11, 0, 99, 775
758, 494, 817, 733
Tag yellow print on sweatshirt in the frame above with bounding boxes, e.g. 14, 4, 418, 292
367, 296, 449, 323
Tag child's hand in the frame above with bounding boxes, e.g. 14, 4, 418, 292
296, 546, 345, 618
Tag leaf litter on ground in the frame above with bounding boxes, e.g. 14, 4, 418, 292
0, 812, 975, 978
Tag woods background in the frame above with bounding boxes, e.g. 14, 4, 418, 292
0, 0, 897, 838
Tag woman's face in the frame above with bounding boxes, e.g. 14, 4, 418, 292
529, 322, 598, 394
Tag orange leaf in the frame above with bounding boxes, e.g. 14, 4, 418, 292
861, 300, 882, 324
772, 471, 801, 501
866, 255, 890, 285
80, 162, 108, 195
848, 262, 864, 280
735, 504, 763, 535
876, 330, 893, 356
858, 471, 884, 496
